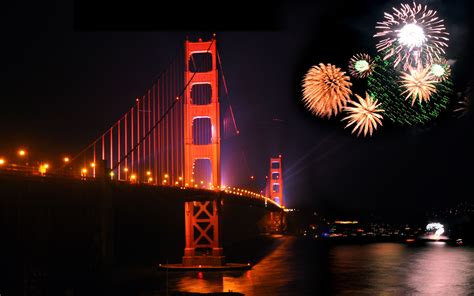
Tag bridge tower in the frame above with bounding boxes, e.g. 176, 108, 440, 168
182, 36, 224, 266
267, 155, 284, 207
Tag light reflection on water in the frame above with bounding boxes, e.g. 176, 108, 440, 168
154, 237, 474, 295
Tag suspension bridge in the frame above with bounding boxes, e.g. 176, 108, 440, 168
0, 35, 287, 270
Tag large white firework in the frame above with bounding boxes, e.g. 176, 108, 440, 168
374, 2, 449, 70
342, 92, 384, 137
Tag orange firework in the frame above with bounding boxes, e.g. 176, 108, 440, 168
342, 93, 384, 137
302, 63, 352, 118
400, 65, 438, 106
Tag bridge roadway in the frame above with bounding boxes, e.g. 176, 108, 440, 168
0, 171, 282, 289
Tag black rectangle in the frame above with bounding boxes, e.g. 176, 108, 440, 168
73, 0, 282, 31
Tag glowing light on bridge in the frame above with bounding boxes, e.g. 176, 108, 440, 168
63, 157, 69, 163
90, 162, 95, 168
18, 149, 26, 156
0, 158, 5, 165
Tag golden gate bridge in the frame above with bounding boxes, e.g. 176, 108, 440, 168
0, 35, 287, 269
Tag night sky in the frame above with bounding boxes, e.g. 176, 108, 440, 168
1, 0, 473, 222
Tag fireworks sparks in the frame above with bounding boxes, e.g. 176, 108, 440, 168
400, 65, 438, 106
430, 58, 451, 82
374, 2, 449, 69
454, 85, 472, 118
302, 63, 352, 118
454, 95, 470, 118
349, 53, 375, 78
342, 92, 384, 137
367, 55, 451, 126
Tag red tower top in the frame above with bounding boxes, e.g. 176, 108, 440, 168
183, 36, 220, 187
267, 155, 284, 207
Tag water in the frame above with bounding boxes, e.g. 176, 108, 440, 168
149, 236, 474, 295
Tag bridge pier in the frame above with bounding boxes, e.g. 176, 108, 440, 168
183, 198, 225, 266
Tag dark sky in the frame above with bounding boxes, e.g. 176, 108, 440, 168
1, 0, 472, 222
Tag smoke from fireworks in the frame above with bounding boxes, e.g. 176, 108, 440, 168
374, 2, 449, 69
349, 53, 375, 78
400, 65, 438, 106
302, 63, 352, 118
342, 92, 384, 137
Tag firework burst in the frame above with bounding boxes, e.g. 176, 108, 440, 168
400, 65, 438, 106
342, 92, 384, 137
302, 63, 352, 118
374, 2, 449, 70
349, 53, 375, 78
430, 58, 451, 82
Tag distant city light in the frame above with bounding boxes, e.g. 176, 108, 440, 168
335, 220, 359, 224
63, 157, 70, 163
124, 167, 129, 172
146, 171, 151, 176
90, 162, 95, 168
18, 149, 26, 156
130, 174, 137, 181
0, 158, 5, 165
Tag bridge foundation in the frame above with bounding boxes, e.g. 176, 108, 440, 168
182, 199, 225, 266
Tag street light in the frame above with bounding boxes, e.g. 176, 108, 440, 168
81, 168, 87, 179
0, 158, 5, 166
63, 157, 70, 163
18, 149, 26, 156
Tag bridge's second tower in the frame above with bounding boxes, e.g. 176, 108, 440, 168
183, 36, 220, 187
267, 155, 284, 207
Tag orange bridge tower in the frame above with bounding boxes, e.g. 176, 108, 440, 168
182, 36, 223, 266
